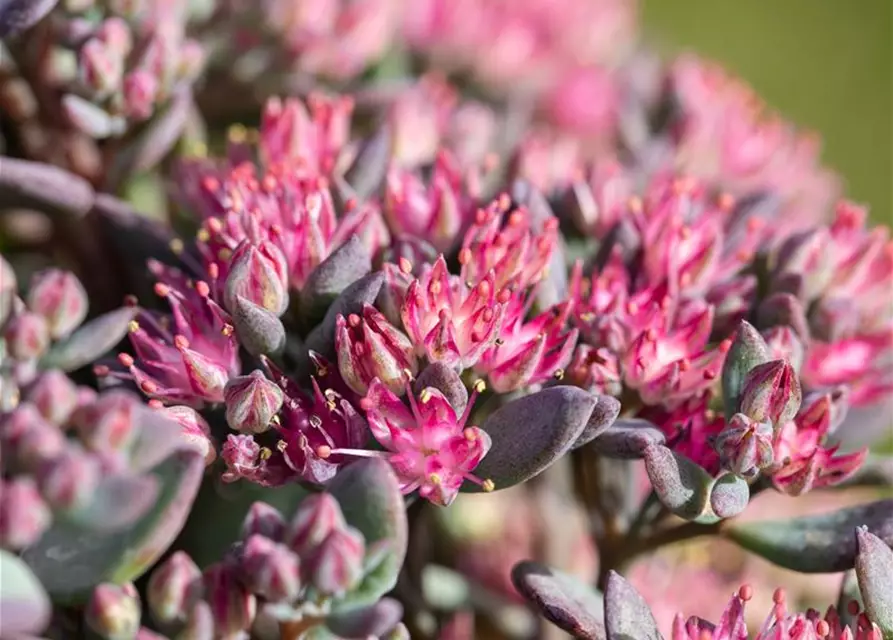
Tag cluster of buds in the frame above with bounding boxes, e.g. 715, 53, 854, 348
1, 261, 88, 411
142, 495, 404, 638
1, 0, 204, 179
0, 383, 194, 550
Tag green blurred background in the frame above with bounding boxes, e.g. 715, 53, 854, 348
643, 0, 892, 226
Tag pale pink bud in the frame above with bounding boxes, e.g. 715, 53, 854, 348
147, 551, 202, 625
8, 411, 67, 472
122, 70, 158, 121
27, 269, 88, 340
0, 477, 51, 549
308, 526, 366, 596
223, 370, 284, 434
4, 311, 50, 360
96, 18, 132, 57
160, 405, 216, 466
239, 534, 302, 602
85, 583, 141, 640
203, 563, 256, 636
78, 39, 123, 97
26, 369, 79, 426
241, 502, 286, 542
284, 493, 347, 556
224, 241, 290, 317
712, 413, 775, 479
220, 434, 260, 483
37, 447, 100, 511
72, 390, 139, 453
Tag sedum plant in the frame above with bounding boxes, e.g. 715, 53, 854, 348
0, 0, 891, 639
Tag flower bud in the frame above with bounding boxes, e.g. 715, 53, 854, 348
285, 493, 347, 556
0, 477, 51, 549
85, 582, 141, 640
242, 502, 286, 542
147, 551, 202, 625
159, 405, 217, 466
96, 18, 132, 57
220, 434, 260, 483
239, 534, 302, 602
224, 370, 284, 434
771, 228, 832, 300
720, 320, 772, 421
37, 447, 100, 511
9, 412, 67, 471
178, 600, 213, 640
4, 311, 50, 360
122, 70, 158, 121
308, 526, 366, 596
26, 369, 79, 425
0, 254, 16, 327
203, 563, 256, 637
336, 304, 418, 395
739, 360, 802, 429
72, 389, 139, 453
27, 269, 88, 340
224, 241, 290, 317
78, 38, 124, 97
763, 325, 805, 372
713, 414, 775, 479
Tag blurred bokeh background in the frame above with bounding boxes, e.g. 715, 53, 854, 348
643, 0, 892, 226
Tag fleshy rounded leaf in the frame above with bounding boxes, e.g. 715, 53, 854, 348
65, 474, 160, 533
300, 236, 372, 325
344, 125, 392, 199
413, 362, 468, 418
855, 527, 893, 636
511, 561, 605, 640
721, 320, 772, 421
42, 307, 139, 372
464, 386, 597, 492
643, 445, 713, 521
572, 396, 622, 450
725, 499, 893, 573
326, 597, 403, 638
0, 550, 51, 637
709, 473, 750, 520
304, 272, 385, 360
325, 458, 408, 608
0, 156, 94, 218
590, 419, 666, 458
604, 571, 662, 640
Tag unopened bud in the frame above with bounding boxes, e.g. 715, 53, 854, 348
37, 447, 100, 511
203, 563, 256, 636
308, 526, 366, 596
285, 493, 347, 556
26, 369, 79, 425
763, 325, 805, 372
122, 70, 158, 121
179, 600, 214, 640
4, 311, 50, 360
147, 551, 202, 625
96, 18, 132, 56
720, 320, 772, 421
220, 434, 260, 483
239, 534, 302, 602
739, 360, 802, 429
160, 405, 217, 466
713, 413, 775, 479
78, 38, 124, 97
7, 410, 67, 471
85, 582, 141, 640
224, 370, 283, 434
224, 241, 290, 317
72, 390, 139, 452
242, 502, 286, 542
27, 269, 88, 339
0, 477, 51, 549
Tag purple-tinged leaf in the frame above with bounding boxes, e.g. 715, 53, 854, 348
0, 0, 57, 36
326, 458, 408, 608
643, 445, 713, 522
62, 94, 125, 139
465, 386, 596, 491
511, 561, 605, 640
327, 597, 404, 638
21, 450, 204, 603
413, 362, 468, 418
0, 551, 51, 637
855, 527, 893, 636
590, 418, 665, 458
300, 235, 372, 325
572, 395, 621, 450
721, 320, 772, 421
66, 474, 159, 533
604, 571, 662, 640
709, 473, 749, 520
42, 306, 138, 372
231, 295, 286, 357
0, 156, 94, 218
725, 499, 893, 573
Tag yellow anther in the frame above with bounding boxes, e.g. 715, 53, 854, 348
128, 320, 140, 333
260, 447, 273, 460
482, 479, 495, 492
429, 473, 442, 485
419, 389, 432, 404
473, 379, 487, 393
169, 238, 184, 254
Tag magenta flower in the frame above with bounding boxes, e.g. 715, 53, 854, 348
401, 255, 507, 369
336, 304, 418, 395
351, 377, 492, 506
459, 197, 559, 291
770, 391, 867, 496
114, 277, 240, 407
476, 297, 578, 393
